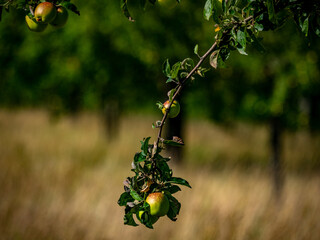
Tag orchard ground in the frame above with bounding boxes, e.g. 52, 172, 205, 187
0, 109, 319, 240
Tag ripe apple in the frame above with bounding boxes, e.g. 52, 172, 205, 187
35, 2, 57, 24
50, 6, 68, 27
162, 100, 180, 118
146, 192, 170, 217
25, 15, 48, 32
138, 210, 159, 224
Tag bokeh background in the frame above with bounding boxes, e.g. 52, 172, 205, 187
0, 1, 320, 239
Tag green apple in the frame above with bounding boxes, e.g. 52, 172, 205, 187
138, 210, 159, 224
162, 100, 180, 118
146, 192, 170, 217
50, 6, 68, 27
35, 2, 57, 24
25, 15, 48, 32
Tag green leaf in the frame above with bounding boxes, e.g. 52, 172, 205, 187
222, 0, 227, 15
61, 2, 80, 16
167, 89, 176, 102
212, 0, 222, 23
163, 139, 184, 147
237, 47, 247, 55
140, 137, 151, 156
130, 188, 143, 201
157, 160, 172, 180
301, 17, 309, 37
236, 29, 246, 48
120, 0, 134, 22
216, 48, 230, 68
266, 0, 276, 24
137, 211, 154, 229
167, 177, 191, 188
124, 212, 138, 226
163, 59, 171, 77
314, 24, 320, 38
166, 78, 177, 84
254, 23, 264, 31
134, 152, 146, 163
229, 0, 236, 7
248, 30, 266, 53
167, 185, 181, 194
166, 194, 181, 221
181, 58, 195, 71
156, 101, 164, 110
118, 192, 134, 206
170, 62, 181, 79
194, 44, 199, 55
155, 153, 171, 162
203, 0, 213, 21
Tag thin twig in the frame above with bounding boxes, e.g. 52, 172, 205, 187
153, 9, 266, 156
154, 41, 218, 149
29, 5, 34, 16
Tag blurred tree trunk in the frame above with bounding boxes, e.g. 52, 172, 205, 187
309, 94, 320, 132
102, 100, 120, 141
270, 116, 284, 199
165, 97, 184, 164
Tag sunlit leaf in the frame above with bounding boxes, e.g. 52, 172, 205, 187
266, 0, 276, 24
167, 177, 191, 188
203, 0, 213, 21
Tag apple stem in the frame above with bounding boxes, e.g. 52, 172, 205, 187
29, 5, 34, 16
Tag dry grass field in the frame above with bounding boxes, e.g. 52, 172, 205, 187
0, 109, 319, 240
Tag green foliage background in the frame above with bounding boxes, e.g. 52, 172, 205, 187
0, 0, 319, 131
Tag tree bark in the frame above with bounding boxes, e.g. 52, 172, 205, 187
270, 116, 284, 199
103, 100, 120, 141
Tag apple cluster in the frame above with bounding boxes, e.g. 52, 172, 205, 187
25, 2, 68, 32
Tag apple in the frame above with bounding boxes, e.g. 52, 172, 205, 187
162, 100, 180, 118
35, 2, 57, 24
50, 6, 68, 27
25, 15, 48, 32
138, 210, 159, 224
146, 192, 170, 217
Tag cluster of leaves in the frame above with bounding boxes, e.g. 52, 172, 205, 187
0, 0, 80, 21
117, 137, 191, 228
203, 0, 320, 69
162, 57, 208, 84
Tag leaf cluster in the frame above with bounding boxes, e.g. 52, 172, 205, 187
117, 137, 191, 228
202, 0, 320, 69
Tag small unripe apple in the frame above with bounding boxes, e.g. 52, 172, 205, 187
162, 100, 180, 118
146, 192, 170, 217
138, 210, 159, 224
35, 2, 57, 24
50, 6, 68, 27
25, 15, 48, 32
